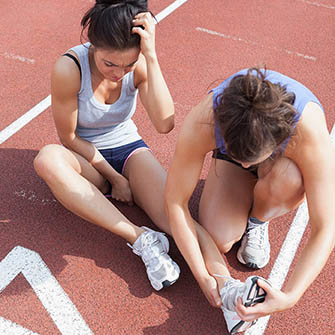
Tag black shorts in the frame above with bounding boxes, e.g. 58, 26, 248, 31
212, 149, 258, 177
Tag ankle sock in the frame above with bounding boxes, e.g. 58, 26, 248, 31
247, 217, 267, 230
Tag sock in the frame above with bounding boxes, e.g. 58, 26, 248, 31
247, 216, 267, 230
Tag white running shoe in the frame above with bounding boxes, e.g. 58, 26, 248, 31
220, 276, 268, 334
128, 227, 180, 291
237, 221, 270, 269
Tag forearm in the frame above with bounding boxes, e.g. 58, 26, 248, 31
168, 205, 209, 281
144, 54, 174, 132
195, 223, 230, 284
60, 134, 121, 183
283, 225, 335, 306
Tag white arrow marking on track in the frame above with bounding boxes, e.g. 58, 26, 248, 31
0, 246, 92, 335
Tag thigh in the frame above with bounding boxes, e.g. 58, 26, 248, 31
123, 149, 169, 232
199, 158, 257, 252
38, 144, 108, 192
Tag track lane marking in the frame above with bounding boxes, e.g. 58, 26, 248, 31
0, 246, 93, 335
2, 52, 35, 64
297, 0, 335, 10
196, 27, 317, 62
0, 95, 51, 144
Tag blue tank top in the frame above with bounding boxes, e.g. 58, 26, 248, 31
70, 43, 141, 149
212, 69, 323, 155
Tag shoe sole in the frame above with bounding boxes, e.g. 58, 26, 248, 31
151, 278, 178, 291
230, 276, 269, 334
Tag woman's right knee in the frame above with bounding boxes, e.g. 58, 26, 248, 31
34, 144, 67, 179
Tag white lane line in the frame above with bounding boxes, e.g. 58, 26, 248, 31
196, 27, 317, 62
155, 0, 188, 22
0, 246, 93, 335
297, 0, 335, 10
0, 95, 51, 144
0, 0, 188, 144
2, 52, 35, 64
246, 124, 335, 335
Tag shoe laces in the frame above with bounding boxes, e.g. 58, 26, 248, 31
221, 279, 245, 312
246, 222, 268, 249
128, 229, 168, 263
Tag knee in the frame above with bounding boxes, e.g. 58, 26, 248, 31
257, 157, 304, 201
34, 144, 64, 179
200, 213, 245, 254
206, 224, 243, 254
217, 240, 235, 254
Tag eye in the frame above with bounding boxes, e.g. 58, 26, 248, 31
104, 62, 115, 67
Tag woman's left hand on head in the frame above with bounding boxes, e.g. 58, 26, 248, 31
235, 278, 294, 322
132, 12, 156, 58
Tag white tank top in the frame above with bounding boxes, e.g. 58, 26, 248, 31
70, 43, 141, 149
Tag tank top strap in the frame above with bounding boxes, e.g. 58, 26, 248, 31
69, 43, 91, 96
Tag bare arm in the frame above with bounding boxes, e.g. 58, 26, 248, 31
51, 55, 133, 203
283, 103, 335, 303
133, 12, 174, 133
165, 94, 218, 285
237, 102, 335, 320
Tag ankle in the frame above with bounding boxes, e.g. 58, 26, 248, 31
213, 274, 233, 290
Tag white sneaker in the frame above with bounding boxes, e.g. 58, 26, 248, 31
128, 227, 180, 291
220, 276, 268, 334
237, 220, 270, 269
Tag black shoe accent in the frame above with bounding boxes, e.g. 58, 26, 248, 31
230, 320, 256, 334
244, 276, 268, 307
162, 279, 176, 288
246, 262, 261, 270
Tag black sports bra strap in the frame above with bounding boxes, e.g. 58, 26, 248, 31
62, 53, 82, 78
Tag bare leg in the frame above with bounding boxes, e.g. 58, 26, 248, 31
123, 149, 171, 234
124, 150, 236, 290
34, 144, 144, 244
199, 159, 257, 253
197, 159, 257, 288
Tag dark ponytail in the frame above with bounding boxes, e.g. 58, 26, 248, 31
214, 67, 298, 162
81, 0, 149, 50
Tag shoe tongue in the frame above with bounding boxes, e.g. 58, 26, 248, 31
221, 280, 244, 311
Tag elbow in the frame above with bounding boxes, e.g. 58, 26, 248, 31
156, 115, 175, 134
57, 132, 76, 149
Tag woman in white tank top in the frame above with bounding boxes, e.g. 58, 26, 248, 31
34, 0, 180, 291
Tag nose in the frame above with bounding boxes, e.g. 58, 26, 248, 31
114, 67, 126, 78
241, 162, 251, 169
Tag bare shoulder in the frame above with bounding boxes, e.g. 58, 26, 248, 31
293, 102, 329, 145
286, 101, 332, 160
52, 52, 81, 97
178, 92, 217, 153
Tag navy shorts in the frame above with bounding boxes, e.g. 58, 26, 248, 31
99, 139, 149, 175
212, 149, 258, 177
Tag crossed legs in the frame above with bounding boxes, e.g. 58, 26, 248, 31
33, 144, 171, 244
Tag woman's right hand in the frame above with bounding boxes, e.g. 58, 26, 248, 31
110, 175, 134, 206
198, 275, 223, 308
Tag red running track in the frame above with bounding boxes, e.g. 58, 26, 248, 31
1, 0, 335, 334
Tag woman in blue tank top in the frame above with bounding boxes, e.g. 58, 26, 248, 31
165, 67, 335, 334
34, 0, 180, 292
